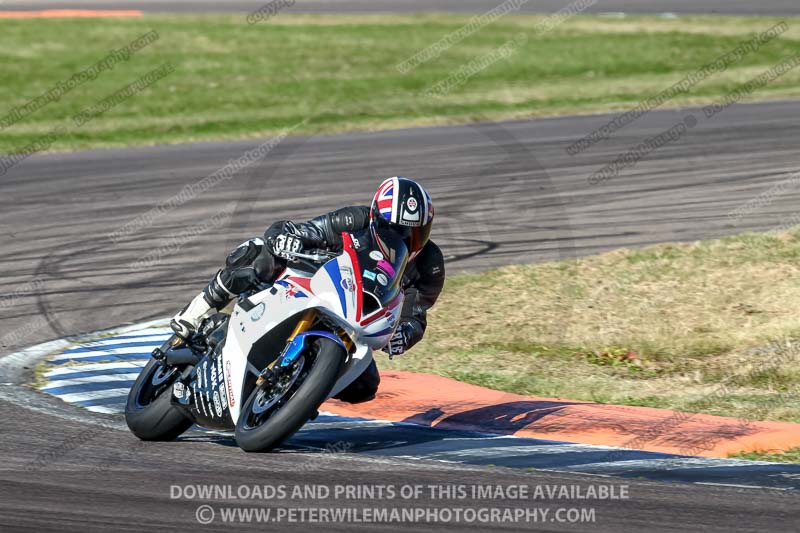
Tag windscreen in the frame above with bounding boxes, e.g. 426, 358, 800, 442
351, 227, 408, 309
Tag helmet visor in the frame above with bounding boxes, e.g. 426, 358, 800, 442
373, 215, 430, 257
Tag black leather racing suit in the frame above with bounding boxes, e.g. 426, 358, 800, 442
202, 206, 445, 403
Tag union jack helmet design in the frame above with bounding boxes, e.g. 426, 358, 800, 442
370, 176, 434, 260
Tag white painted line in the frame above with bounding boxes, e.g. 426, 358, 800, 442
0, 338, 73, 375
41, 373, 141, 389
0, 383, 126, 431
303, 419, 397, 430
97, 326, 171, 338
71, 334, 171, 348
562, 457, 778, 472
0, 318, 170, 372
424, 444, 621, 458
695, 482, 791, 491
54, 388, 131, 403
51, 346, 158, 361
44, 361, 146, 378
428, 435, 514, 443
86, 404, 127, 414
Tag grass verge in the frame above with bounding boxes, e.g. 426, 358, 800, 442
2, 14, 800, 151
388, 229, 800, 424
730, 447, 800, 464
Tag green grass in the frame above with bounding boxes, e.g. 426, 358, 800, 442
2, 14, 800, 152
731, 447, 800, 464
387, 229, 800, 423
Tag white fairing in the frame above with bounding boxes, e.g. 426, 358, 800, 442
222, 252, 404, 423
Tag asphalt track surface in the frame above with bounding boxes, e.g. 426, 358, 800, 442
3, 0, 800, 16
3, 100, 800, 531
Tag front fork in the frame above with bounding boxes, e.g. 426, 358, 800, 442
254, 309, 355, 388
255, 309, 317, 387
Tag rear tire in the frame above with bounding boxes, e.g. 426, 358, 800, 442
125, 358, 193, 441
235, 337, 345, 452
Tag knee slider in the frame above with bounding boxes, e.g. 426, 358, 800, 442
219, 267, 260, 295
226, 240, 261, 269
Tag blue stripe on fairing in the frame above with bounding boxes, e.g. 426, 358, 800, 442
323, 260, 347, 315
62, 340, 164, 353
42, 379, 135, 395
47, 353, 151, 364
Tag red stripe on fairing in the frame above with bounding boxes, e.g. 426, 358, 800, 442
342, 233, 363, 321
361, 291, 402, 327
360, 309, 384, 327
374, 233, 391, 260
286, 276, 313, 293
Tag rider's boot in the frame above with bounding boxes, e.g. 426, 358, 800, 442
170, 271, 235, 339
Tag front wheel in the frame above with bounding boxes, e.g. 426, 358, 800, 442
125, 358, 193, 441
235, 337, 345, 452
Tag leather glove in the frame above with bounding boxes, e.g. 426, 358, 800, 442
383, 323, 412, 359
272, 233, 303, 259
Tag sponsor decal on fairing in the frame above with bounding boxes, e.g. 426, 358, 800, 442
225, 359, 236, 408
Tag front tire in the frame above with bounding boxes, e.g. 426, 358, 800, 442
125, 358, 193, 441
235, 337, 345, 452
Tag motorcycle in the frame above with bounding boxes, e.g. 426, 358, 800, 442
124, 227, 407, 452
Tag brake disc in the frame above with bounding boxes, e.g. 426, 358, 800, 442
251, 356, 306, 415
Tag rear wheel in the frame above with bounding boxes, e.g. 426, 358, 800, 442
125, 358, 193, 441
235, 337, 345, 452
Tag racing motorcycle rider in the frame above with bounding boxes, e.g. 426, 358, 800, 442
170, 177, 445, 404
